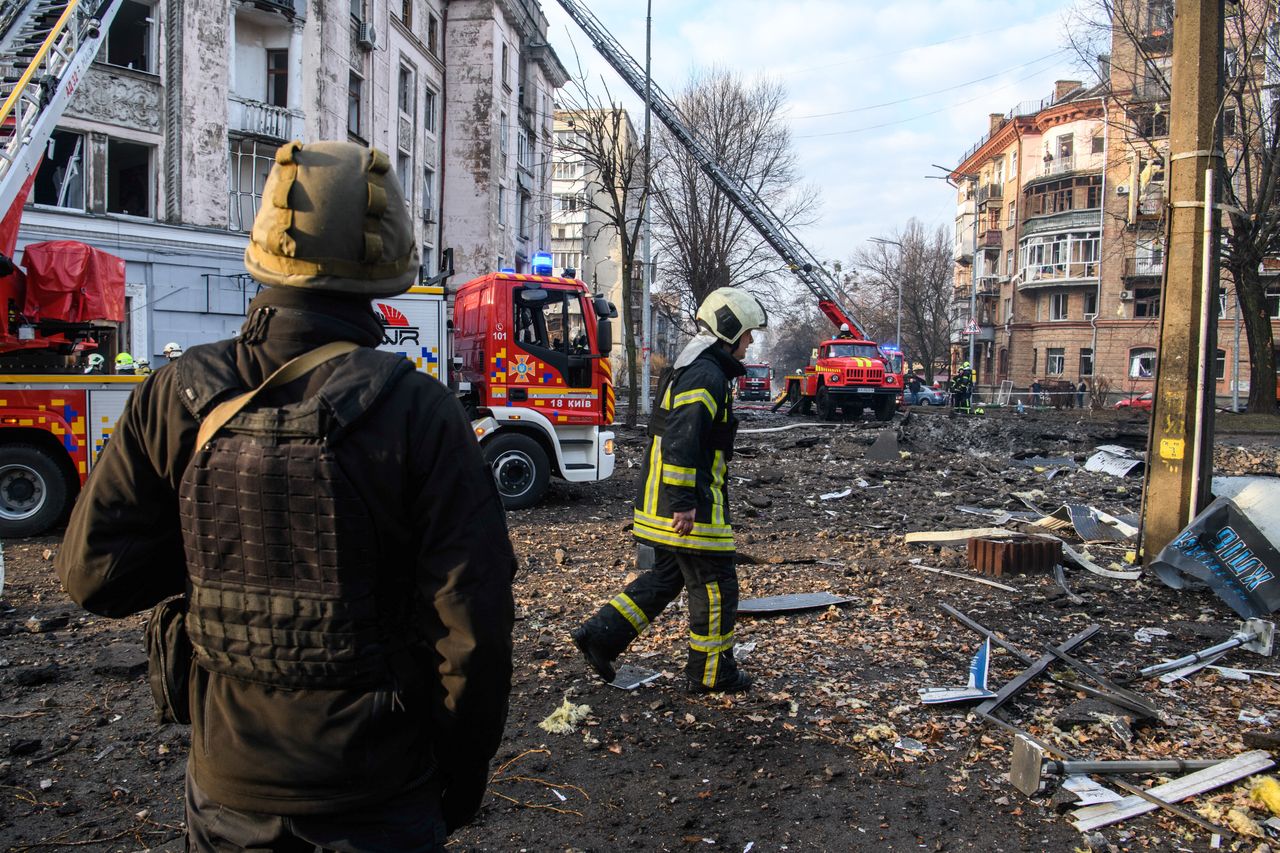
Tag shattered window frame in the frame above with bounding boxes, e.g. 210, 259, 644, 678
1129, 346, 1157, 379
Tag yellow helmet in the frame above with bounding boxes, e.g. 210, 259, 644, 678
244, 140, 419, 297
695, 287, 768, 345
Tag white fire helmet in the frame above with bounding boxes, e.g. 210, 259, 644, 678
695, 287, 768, 345
163, 342, 183, 358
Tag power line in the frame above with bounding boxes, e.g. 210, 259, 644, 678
791, 50, 1069, 119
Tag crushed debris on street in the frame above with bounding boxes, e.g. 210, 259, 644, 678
2, 407, 1280, 851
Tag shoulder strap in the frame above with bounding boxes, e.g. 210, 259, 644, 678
195, 341, 360, 448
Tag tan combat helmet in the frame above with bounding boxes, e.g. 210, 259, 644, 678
244, 140, 419, 297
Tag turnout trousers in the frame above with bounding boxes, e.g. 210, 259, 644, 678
581, 547, 741, 689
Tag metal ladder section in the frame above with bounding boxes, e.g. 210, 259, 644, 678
553, 0, 868, 337
0, 0, 122, 218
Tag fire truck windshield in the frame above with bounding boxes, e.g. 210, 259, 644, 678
745, 365, 769, 378
515, 287, 591, 355
827, 343, 880, 360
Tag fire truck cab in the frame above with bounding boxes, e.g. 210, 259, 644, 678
782, 338, 901, 421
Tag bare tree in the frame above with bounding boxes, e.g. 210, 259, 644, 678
651, 67, 819, 320
556, 76, 650, 426
1067, 0, 1279, 412
850, 220, 954, 383
766, 292, 828, 378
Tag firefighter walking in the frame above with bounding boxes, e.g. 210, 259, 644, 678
572, 288, 766, 694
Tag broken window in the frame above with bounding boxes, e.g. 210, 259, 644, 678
107, 139, 151, 217
267, 49, 289, 108
33, 129, 85, 209
397, 152, 413, 205
422, 165, 435, 221
1046, 348, 1065, 376
1147, 0, 1173, 37
1134, 106, 1169, 139
1079, 348, 1094, 377
1083, 287, 1098, 317
1049, 292, 1068, 320
1129, 347, 1156, 379
1134, 286, 1161, 318
227, 137, 276, 232
348, 72, 363, 138
1215, 348, 1226, 381
400, 0, 412, 27
105, 0, 153, 73
427, 14, 439, 56
398, 63, 415, 117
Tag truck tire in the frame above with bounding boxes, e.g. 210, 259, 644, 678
873, 395, 896, 422
483, 432, 550, 510
816, 386, 838, 421
0, 444, 70, 538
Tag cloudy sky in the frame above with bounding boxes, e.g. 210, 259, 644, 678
542, 0, 1089, 266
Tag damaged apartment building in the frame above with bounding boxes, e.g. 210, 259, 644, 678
950, 0, 1280, 402
16, 0, 566, 363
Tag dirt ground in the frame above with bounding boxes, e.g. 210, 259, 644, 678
3, 406, 1280, 852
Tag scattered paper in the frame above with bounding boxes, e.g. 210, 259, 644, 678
820, 488, 852, 501
1134, 627, 1170, 643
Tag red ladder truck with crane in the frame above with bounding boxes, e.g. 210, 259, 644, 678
552, 0, 903, 421
0, 2, 618, 536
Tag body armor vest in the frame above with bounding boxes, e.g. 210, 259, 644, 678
176, 346, 414, 690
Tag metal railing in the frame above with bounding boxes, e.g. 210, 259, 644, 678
976, 182, 1003, 204
1124, 256, 1164, 277
228, 94, 297, 140
956, 92, 1060, 167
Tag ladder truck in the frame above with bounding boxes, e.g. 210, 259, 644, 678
553, 0, 902, 421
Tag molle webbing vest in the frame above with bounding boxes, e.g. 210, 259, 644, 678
176, 345, 415, 690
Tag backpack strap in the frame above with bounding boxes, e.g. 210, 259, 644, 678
194, 341, 360, 448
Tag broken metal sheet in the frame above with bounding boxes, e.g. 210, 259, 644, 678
738, 592, 856, 615
1071, 750, 1275, 832
866, 429, 899, 462
1157, 650, 1229, 684
1037, 504, 1139, 543
920, 639, 996, 705
1054, 564, 1086, 604
1084, 446, 1145, 478
609, 665, 662, 691
1152, 477, 1280, 619
1059, 540, 1143, 580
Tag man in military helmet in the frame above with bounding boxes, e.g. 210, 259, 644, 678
56, 141, 517, 850
572, 287, 766, 694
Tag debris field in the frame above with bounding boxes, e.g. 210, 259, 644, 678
2, 407, 1280, 852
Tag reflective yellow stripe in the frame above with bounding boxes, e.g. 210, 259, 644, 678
702, 582, 722, 686
609, 593, 650, 634
661, 462, 697, 487
689, 630, 735, 654
673, 388, 717, 418
633, 509, 732, 539
632, 519, 737, 552
644, 435, 663, 515
710, 449, 727, 527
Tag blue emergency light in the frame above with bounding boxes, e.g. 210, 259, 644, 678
532, 251, 554, 276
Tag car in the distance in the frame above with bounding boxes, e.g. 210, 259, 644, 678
910, 385, 949, 406
1115, 392, 1153, 412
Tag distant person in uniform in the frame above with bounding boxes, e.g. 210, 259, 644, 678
163, 342, 184, 362
1076, 380, 1087, 410
83, 353, 105, 375
114, 352, 136, 375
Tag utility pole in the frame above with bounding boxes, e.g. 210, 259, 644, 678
639, 0, 653, 416
1139, 0, 1222, 561
969, 176, 979, 379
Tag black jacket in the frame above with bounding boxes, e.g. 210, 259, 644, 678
633, 345, 744, 553
55, 287, 517, 816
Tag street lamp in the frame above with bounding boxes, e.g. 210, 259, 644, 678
867, 236, 904, 351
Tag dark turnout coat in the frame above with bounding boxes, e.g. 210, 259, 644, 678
55, 287, 517, 816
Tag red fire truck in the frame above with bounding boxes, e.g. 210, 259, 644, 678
779, 338, 900, 421
737, 362, 772, 401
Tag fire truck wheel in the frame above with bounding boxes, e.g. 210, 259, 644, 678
0, 444, 69, 538
483, 433, 550, 510
873, 396, 896, 422
816, 386, 837, 421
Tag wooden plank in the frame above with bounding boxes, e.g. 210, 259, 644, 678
1071, 750, 1275, 832
976, 625, 1099, 717
904, 527, 1016, 546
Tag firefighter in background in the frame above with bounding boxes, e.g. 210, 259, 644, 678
83, 353, 105, 374
951, 361, 973, 411
572, 287, 766, 694
163, 341, 184, 362
114, 352, 136, 375
836, 322, 854, 339
56, 140, 516, 848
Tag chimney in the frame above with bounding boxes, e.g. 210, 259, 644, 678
1096, 54, 1111, 82
1055, 79, 1082, 101
989, 113, 1004, 134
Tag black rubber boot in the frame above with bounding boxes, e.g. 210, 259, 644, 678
571, 626, 617, 684
686, 670, 753, 695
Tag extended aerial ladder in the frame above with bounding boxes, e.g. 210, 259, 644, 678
0, 0, 123, 220
553, 0, 871, 340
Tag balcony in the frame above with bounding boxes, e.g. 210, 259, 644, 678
1018, 262, 1100, 289
954, 243, 973, 265
981, 229, 1002, 248
1137, 185, 1165, 218
976, 183, 1003, 205
1124, 256, 1164, 278
1133, 77, 1170, 102
251, 0, 296, 13
228, 94, 300, 141
977, 275, 1000, 296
